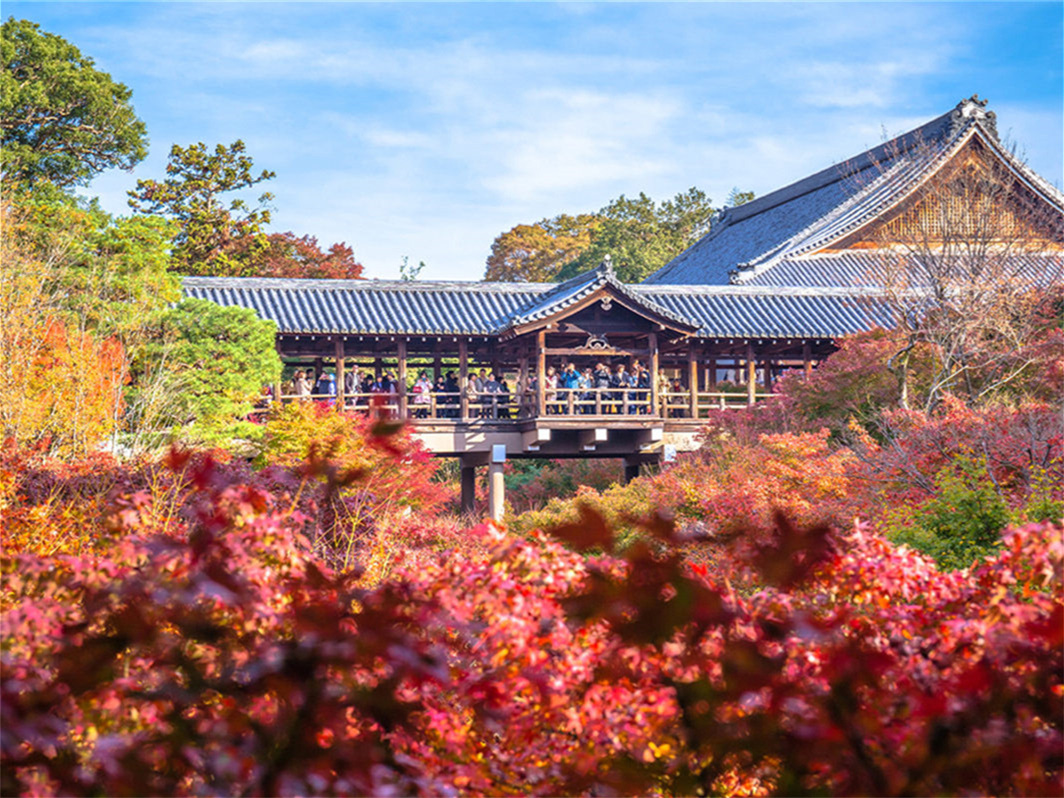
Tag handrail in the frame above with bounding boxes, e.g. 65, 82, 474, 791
263, 387, 778, 421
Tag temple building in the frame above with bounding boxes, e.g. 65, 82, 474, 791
184, 96, 1063, 518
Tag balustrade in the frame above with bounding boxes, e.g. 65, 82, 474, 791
260, 387, 778, 422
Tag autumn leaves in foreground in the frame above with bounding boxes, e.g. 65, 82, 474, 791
2, 432, 1061, 796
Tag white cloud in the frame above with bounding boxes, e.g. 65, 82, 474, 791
24, 2, 1061, 281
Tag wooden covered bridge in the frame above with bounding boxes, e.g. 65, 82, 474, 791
184, 261, 888, 517
182, 97, 1062, 519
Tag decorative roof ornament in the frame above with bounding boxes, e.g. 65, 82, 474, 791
949, 94, 998, 140
600, 253, 615, 278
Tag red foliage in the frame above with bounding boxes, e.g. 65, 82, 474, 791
2, 449, 1060, 796
233, 231, 364, 279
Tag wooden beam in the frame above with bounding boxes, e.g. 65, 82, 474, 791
687, 342, 698, 420
542, 347, 650, 357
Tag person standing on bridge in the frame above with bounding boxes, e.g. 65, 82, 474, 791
293, 370, 312, 399
545, 366, 559, 415
412, 371, 432, 418
344, 365, 360, 408
593, 363, 611, 414
561, 363, 581, 414
610, 363, 628, 414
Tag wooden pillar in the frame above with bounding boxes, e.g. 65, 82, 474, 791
687, 342, 699, 420
649, 332, 660, 417
334, 338, 345, 410
313, 357, 324, 395
517, 356, 528, 417
273, 339, 284, 405
434, 352, 443, 381
623, 459, 641, 484
746, 342, 757, 407
536, 330, 546, 417
458, 338, 469, 421
803, 341, 813, 380
460, 459, 476, 516
707, 357, 717, 389
397, 339, 408, 418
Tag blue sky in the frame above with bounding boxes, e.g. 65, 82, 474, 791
9, 2, 1063, 280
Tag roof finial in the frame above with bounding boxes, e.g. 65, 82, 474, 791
600, 253, 614, 276
949, 94, 998, 140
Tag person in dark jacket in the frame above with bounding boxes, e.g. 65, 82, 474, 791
609, 363, 628, 414
593, 362, 611, 414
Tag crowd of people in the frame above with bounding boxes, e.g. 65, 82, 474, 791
278, 360, 682, 417
528, 361, 655, 414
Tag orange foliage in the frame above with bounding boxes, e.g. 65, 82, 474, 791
1, 200, 128, 459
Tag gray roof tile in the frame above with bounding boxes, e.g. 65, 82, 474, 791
183, 276, 897, 340
644, 98, 1064, 287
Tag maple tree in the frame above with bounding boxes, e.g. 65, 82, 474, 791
228, 230, 364, 280
484, 213, 600, 282
2, 448, 1060, 796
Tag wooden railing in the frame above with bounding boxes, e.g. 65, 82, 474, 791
259, 387, 778, 422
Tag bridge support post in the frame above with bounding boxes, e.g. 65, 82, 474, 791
460, 459, 476, 517
488, 444, 506, 523
623, 459, 641, 484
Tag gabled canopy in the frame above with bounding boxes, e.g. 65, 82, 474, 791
497, 257, 701, 340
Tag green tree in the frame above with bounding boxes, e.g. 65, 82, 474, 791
138, 298, 281, 446
559, 187, 716, 283
11, 183, 178, 336
486, 188, 724, 284
727, 187, 756, 207
399, 255, 426, 281
484, 214, 600, 282
1, 18, 148, 187
128, 140, 275, 275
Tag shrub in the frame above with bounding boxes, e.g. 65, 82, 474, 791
887, 457, 1011, 570
2, 457, 1060, 796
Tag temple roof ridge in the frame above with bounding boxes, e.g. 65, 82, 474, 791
643, 96, 1061, 287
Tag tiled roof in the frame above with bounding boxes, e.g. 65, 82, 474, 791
182, 277, 548, 336
182, 275, 896, 340
643, 97, 1064, 287
636, 285, 896, 338
502, 258, 697, 332
738, 252, 1063, 288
